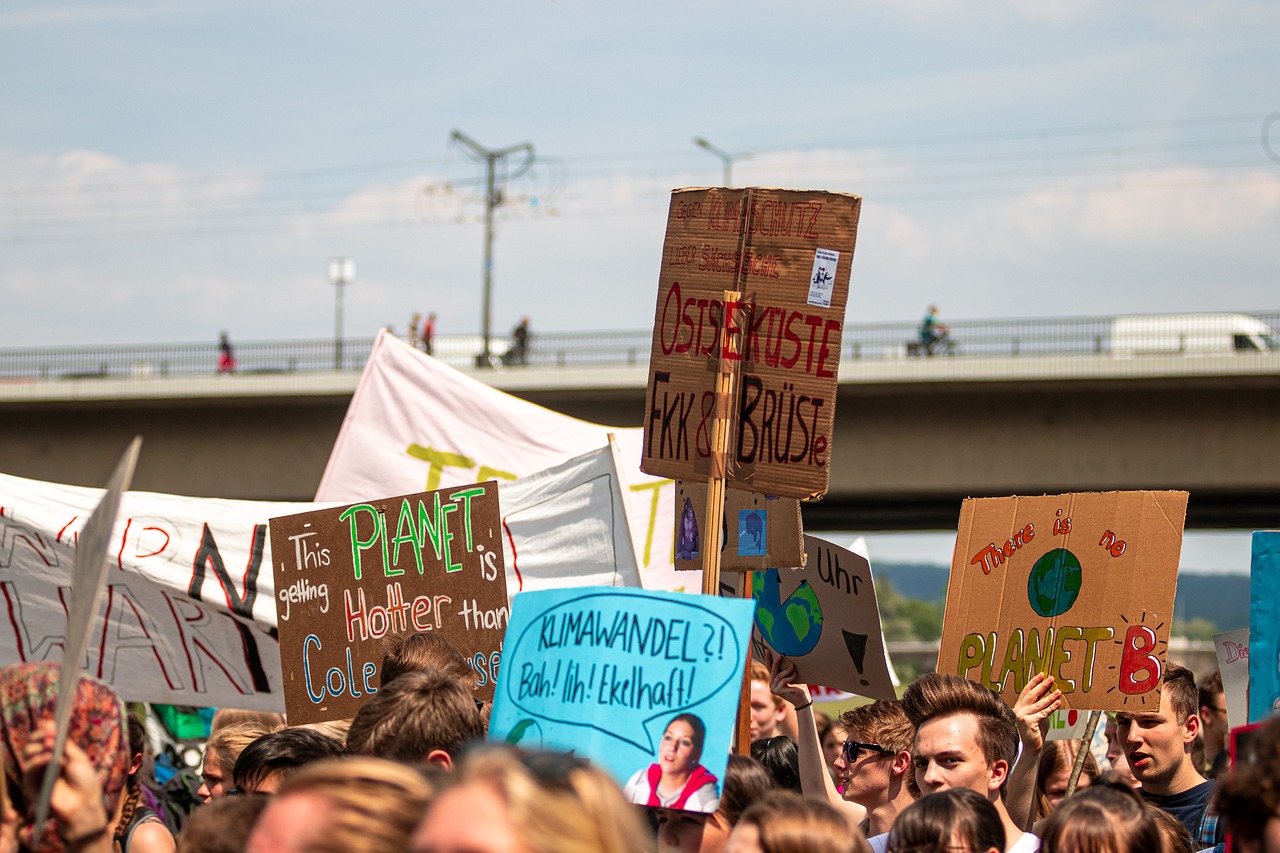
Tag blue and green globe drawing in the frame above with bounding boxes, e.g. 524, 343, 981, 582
1027, 548, 1083, 617
753, 569, 823, 656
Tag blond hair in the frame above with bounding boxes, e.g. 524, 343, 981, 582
448, 747, 649, 853
271, 757, 435, 853
207, 720, 277, 778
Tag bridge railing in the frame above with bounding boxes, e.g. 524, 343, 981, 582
1, 312, 1277, 381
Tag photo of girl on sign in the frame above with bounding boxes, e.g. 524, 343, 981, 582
623, 713, 719, 812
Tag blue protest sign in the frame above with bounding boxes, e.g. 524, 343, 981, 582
489, 586, 755, 813
1249, 531, 1280, 723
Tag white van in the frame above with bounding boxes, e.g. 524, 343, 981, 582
1110, 313, 1279, 356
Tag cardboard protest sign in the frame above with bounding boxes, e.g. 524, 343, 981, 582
269, 482, 507, 723
315, 329, 680, 593
489, 587, 755, 814
1214, 628, 1250, 731
1248, 531, 1280, 723
673, 480, 803, 572
748, 535, 895, 699
640, 188, 861, 501
939, 491, 1188, 712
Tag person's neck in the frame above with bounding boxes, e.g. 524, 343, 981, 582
992, 797, 1025, 851
866, 782, 915, 836
1147, 757, 1207, 797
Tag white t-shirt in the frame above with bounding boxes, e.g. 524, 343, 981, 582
867, 832, 889, 853
1008, 831, 1041, 853
622, 768, 719, 812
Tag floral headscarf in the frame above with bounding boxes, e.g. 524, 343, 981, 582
0, 662, 129, 852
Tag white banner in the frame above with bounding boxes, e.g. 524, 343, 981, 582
0, 443, 645, 709
316, 330, 680, 591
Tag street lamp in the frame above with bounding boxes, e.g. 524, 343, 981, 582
329, 256, 354, 370
693, 137, 734, 187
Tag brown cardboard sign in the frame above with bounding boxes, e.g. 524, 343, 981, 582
673, 480, 804, 572
268, 481, 508, 724
938, 490, 1188, 712
748, 536, 895, 700
640, 187, 861, 501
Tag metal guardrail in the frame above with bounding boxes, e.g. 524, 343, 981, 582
1, 312, 1277, 381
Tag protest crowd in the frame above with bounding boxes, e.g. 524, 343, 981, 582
2, 630, 1275, 853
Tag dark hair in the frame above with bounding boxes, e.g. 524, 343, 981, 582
346, 669, 484, 763
1197, 670, 1224, 709
177, 793, 269, 853
717, 754, 773, 826
1160, 663, 1199, 724
901, 673, 1019, 777
738, 790, 870, 853
663, 713, 707, 764
232, 727, 346, 792
379, 631, 476, 689
1218, 715, 1280, 845
887, 788, 1004, 853
750, 736, 801, 793
1038, 780, 1161, 853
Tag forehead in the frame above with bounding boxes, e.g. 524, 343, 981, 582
1117, 689, 1178, 724
665, 721, 694, 738
915, 713, 983, 755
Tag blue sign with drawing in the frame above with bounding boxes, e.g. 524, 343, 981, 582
1249, 531, 1280, 723
490, 586, 755, 814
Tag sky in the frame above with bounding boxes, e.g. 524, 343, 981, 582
2, 1, 1275, 569
2, 0, 1278, 350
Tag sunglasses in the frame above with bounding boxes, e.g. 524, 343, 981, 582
841, 739, 894, 763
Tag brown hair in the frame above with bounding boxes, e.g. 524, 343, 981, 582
1038, 781, 1161, 853
717, 754, 774, 826
177, 793, 268, 853
380, 631, 476, 689
1034, 740, 1099, 820
1217, 715, 1280, 846
887, 788, 1004, 853
736, 790, 871, 853
900, 674, 1019, 770
840, 699, 915, 755
1160, 663, 1199, 724
345, 669, 483, 762
1147, 805, 1193, 853
1196, 669, 1223, 710
209, 708, 284, 733
269, 757, 434, 853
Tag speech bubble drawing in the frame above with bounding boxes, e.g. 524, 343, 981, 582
502, 590, 746, 756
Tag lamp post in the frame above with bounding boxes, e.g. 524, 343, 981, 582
693, 137, 734, 187
328, 256, 354, 370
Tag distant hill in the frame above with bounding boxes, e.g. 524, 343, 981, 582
873, 561, 1249, 633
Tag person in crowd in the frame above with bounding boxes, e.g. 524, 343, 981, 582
625, 714, 719, 811
505, 318, 530, 366
886, 788, 1005, 853
1, 662, 130, 853
767, 651, 916, 852
207, 710, 282, 734
818, 719, 849, 783
1216, 714, 1280, 853
1037, 781, 1161, 852
1197, 670, 1229, 780
654, 754, 773, 853
1147, 806, 1194, 853
245, 757, 434, 853
379, 632, 476, 690
408, 313, 422, 349
411, 745, 651, 853
174, 794, 267, 853
230, 729, 344, 796
750, 737, 801, 793
113, 715, 174, 853
900, 673, 1040, 852
216, 333, 236, 374
725, 790, 871, 853
422, 313, 436, 355
1031, 740, 1097, 823
1102, 713, 1139, 789
1115, 663, 1223, 848
345, 670, 484, 769
749, 661, 788, 743
197, 723, 275, 803
918, 306, 949, 356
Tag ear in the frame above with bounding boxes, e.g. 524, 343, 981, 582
891, 751, 913, 777
988, 758, 1009, 793
1183, 711, 1202, 746
129, 752, 144, 775
424, 749, 455, 771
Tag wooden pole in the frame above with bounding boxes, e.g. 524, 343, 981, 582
1065, 710, 1103, 798
736, 571, 754, 754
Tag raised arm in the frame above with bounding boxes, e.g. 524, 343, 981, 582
1006, 672, 1062, 831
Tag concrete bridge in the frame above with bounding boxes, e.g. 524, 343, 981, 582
3, 319, 1278, 531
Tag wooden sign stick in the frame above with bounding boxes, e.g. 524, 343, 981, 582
1064, 710, 1103, 798
700, 288, 742, 596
